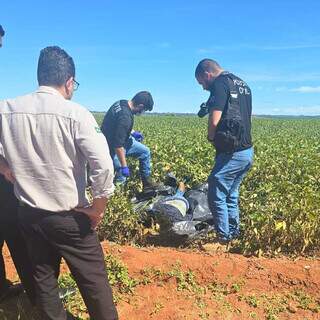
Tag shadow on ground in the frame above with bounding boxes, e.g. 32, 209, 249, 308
0, 294, 77, 320
0, 294, 37, 320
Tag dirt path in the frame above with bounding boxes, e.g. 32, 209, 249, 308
3, 242, 320, 319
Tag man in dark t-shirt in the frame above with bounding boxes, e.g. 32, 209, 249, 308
101, 91, 160, 191
195, 59, 254, 243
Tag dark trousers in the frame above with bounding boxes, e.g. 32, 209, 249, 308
18, 205, 118, 320
0, 176, 36, 304
0, 236, 5, 289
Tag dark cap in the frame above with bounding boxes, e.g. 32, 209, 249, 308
132, 91, 154, 111
0, 25, 5, 37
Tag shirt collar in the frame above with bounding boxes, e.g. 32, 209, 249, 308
36, 86, 64, 98
123, 100, 133, 115
208, 71, 230, 91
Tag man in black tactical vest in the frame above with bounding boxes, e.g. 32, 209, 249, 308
195, 59, 254, 243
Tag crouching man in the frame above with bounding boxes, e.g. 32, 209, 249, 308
101, 91, 160, 191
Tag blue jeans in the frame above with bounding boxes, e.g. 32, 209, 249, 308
208, 147, 254, 241
113, 136, 151, 183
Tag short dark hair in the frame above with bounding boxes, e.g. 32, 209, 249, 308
37, 46, 75, 87
195, 59, 221, 77
132, 91, 154, 111
0, 25, 5, 37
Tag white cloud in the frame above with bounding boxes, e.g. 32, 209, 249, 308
243, 73, 320, 83
256, 105, 320, 116
274, 86, 320, 93
258, 44, 320, 51
197, 43, 320, 53
290, 86, 320, 93
197, 48, 211, 54
285, 105, 320, 115
275, 87, 287, 92
156, 42, 171, 48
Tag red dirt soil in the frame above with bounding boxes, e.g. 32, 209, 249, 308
3, 242, 320, 320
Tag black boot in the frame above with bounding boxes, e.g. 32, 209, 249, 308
142, 176, 162, 192
0, 280, 23, 302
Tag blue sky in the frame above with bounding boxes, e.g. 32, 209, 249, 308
1, 0, 320, 115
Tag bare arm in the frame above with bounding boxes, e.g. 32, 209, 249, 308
0, 156, 15, 183
75, 197, 107, 229
0, 156, 8, 175
207, 110, 222, 142
115, 147, 127, 167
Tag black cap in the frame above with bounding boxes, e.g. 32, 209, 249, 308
0, 25, 5, 37
132, 91, 154, 111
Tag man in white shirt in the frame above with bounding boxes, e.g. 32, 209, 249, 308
0, 46, 118, 320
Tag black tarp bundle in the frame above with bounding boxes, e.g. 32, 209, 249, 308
133, 183, 215, 240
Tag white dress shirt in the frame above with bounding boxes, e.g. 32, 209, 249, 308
0, 86, 114, 212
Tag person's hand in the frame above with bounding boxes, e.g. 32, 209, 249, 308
131, 131, 144, 142
207, 135, 215, 146
120, 166, 130, 177
0, 158, 15, 184
3, 167, 15, 184
75, 206, 104, 229
75, 198, 107, 229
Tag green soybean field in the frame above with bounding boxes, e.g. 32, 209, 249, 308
95, 114, 320, 256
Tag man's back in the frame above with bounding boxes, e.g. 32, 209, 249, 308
0, 86, 114, 212
2, 45, 119, 320
101, 100, 134, 154
207, 72, 253, 151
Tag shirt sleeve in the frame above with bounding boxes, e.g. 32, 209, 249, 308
113, 112, 132, 148
0, 115, 3, 157
0, 143, 4, 157
206, 78, 229, 112
74, 111, 115, 199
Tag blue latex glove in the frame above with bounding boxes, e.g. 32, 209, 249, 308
131, 131, 144, 142
120, 166, 130, 177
